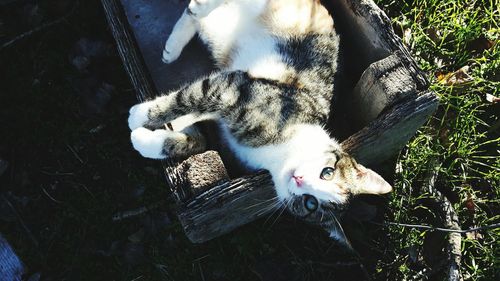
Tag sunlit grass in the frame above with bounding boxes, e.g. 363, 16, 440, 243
375, 0, 499, 279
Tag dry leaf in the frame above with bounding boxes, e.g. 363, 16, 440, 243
427, 27, 442, 44
486, 93, 500, 104
436, 65, 473, 86
434, 57, 444, 68
392, 22, 404, 38
438, 127, 450, 146
464, 192, 475, 214
467, 34, 495, 53
465, 229, 483, 240
403, 28, 412, 45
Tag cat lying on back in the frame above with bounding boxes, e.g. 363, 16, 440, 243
128, 0, 392, 234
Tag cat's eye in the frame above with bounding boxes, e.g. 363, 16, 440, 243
304, 195, 318, 212
320, 167, 335, 180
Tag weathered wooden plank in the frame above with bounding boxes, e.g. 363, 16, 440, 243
101, 0, 157, 100
175, 90, 437, 243
328, 0, 429, 90
342, 91, 438, 165
352, 52, 419, 126
177, 171, 276, 243
167, 151, 230, 202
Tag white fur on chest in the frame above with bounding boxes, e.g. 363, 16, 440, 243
199, 0, 289, 81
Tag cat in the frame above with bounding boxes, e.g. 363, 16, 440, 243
128, 0, 392, 239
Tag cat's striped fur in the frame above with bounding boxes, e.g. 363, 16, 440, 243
128, 0, 392, 241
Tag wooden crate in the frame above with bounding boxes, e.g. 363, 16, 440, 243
102, 0, 438, 243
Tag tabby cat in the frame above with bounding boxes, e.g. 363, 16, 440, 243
128, 0, 391, 239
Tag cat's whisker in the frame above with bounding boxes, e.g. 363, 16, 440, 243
252, 199, 280, 220
320, 211, 325, 223
262, 199, 286, 227
241, 196, 279, 211
264, 200, 283, 220
251, 200, 281, 217
266, 199, 289, 230
324, 211, 352, 249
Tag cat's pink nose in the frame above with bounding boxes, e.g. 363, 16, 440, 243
292, 175, 304, 187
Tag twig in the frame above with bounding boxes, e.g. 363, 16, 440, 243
112, 201, 164, 221
375, 221, 500, 234
0, 1, 79, 51
78, 183, 95, 198
422, 158, 463, 281
198, 262, 206, 281
66, 144, 84, 164
41, 186, 63, 204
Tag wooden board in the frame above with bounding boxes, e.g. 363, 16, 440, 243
119, 0, 214, 93
102, 0, 439, 243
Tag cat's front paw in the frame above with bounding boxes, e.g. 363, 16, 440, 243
162, 43, 182, 64
187, 0, 220, 18
131, 127, 168, 159
128, 102, 152, 130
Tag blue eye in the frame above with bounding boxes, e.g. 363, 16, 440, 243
304, 195, 318, 212
320, 167, 335, 180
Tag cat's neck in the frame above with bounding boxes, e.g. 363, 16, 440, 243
271, 124, 338, 173
222, 123, 337, 173
259, 124, 339, 200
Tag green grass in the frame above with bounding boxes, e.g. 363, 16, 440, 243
374, 0, 499, 279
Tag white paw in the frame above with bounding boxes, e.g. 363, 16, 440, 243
187, 0, 219, 18
128, 102, 152, 130
131, 128, 169, 159
162, 42, 182, 64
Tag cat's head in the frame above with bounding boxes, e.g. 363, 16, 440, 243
280, 149, 392, 206
282, 150, 391, 245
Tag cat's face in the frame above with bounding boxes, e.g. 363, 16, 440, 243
284, 151, 392, 205
281, 151, 391, 245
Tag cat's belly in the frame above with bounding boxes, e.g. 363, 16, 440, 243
218, 120, 288, 173
199, 0, 269, 65
199, 0, 291, 82
229, 39, 290, 83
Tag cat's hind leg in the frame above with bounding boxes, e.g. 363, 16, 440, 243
131, 126, 207, 159
163, 9, 197, 64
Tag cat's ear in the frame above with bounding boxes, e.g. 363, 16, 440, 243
353, 164, 392, 195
